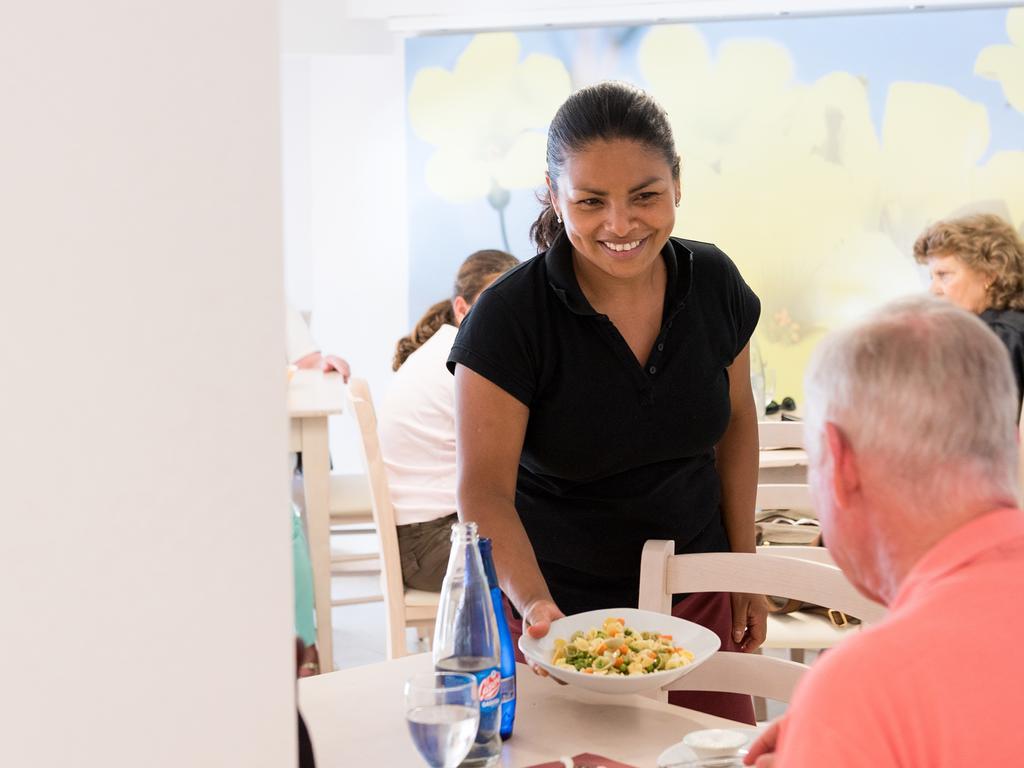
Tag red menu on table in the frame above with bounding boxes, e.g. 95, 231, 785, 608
525, 754, 636, 768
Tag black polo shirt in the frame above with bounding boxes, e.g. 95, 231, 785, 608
448, 232, 760, 615
980, 308, 1024, 411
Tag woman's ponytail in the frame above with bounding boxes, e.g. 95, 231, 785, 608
529, 197, 563, 253
392, 299, 456, 370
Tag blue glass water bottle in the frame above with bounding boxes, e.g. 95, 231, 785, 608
478, 538, 516, 740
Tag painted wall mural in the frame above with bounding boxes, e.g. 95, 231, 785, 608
405, 8, 1024, 400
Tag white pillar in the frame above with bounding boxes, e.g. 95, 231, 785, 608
0, 2, 296, 766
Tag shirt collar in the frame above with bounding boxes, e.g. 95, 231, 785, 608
891, 507, 1024, 612
544, 230, 694, 316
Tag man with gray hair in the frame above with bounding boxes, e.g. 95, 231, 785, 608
746, 296, 1024, 767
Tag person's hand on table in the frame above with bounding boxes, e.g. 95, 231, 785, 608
293, 351, 351, 383
522, 598, 566, 681
744, 717, 782, 766
295, 638, 320, 678
731, 592, 769, 652
293, 351, 323, 371
321, 354, 351, 382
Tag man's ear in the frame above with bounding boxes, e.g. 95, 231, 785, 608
825, 421, 860, 508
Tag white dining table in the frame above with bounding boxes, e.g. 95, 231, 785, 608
757, 448, 807, 470
289, 368, 346, 673
298, 653, 744, 767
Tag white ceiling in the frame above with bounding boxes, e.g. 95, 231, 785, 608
281, 0, 1018, 53
346, 0, 1018, 35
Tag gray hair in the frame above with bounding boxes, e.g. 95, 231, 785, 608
804, 296, 1019, 501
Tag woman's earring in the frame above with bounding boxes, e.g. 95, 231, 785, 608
675, 199, 680, 208
556, 214, 562, 224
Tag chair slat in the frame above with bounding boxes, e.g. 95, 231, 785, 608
664, 652, 809, 703
663, 552, 885, 623
346, 379, 439, 658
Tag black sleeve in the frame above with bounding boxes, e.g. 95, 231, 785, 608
447, 288, 538, 407
716, 246, 761, 363
987, 322, 1024, 405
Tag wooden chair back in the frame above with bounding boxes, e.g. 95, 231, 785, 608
666, 650, 809, 703
345, 378, 411, 658
637, 539, 887, 702
639, 541, 886, 624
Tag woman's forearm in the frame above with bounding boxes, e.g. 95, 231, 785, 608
717, 406, 759, 553
717, 346, 760, 554
458, 489, 554, 616
454, 365, 555, 616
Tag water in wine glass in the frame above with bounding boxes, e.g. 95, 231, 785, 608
405, 672, 480, 768
406, 704, 479, 768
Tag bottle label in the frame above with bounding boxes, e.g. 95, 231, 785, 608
478, 668, 501, 710
500, 675, 515, 704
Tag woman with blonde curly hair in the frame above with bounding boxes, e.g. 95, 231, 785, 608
379, 249, 518, 591
915, 213, 1024, 407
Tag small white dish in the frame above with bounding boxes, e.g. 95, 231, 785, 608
657, 728, 759, 767
683, 729, 750, 758
517, 607, 720, 695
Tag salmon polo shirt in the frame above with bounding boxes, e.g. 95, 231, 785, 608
777, 507, 1024, 767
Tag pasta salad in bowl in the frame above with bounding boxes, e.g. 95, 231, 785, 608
518, 608, 720, 695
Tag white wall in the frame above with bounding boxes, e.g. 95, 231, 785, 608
281, 24, 409, 472
282, 56, 315, 312
0, 3, 296, 767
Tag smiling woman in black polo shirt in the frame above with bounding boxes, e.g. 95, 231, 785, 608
448, 81, 763, 723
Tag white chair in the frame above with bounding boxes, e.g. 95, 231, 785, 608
327, 473, 384, 606
292, 468, 382, 608
345, 378, 440, 658
658, 649, 808, 704
755, 421, 886, 661
638, 540, 885, 704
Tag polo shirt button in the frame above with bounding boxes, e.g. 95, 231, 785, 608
657, 343, 664, 351
649, 365, 657, 375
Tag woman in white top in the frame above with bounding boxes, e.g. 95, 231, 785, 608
379, 250, 519, 591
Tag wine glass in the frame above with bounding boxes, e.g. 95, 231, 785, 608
404, 672, 480, 768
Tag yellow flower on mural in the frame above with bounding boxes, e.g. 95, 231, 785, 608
975, 8, 1024, 113
408, 33, 571, 204
639, 25, 916, 331
638, 23, 1024, 398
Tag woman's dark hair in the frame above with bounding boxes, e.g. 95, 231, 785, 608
393, 249, 518, 370
530, 81, 681, 252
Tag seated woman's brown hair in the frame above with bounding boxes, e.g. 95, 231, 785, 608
392, 249, 518, 370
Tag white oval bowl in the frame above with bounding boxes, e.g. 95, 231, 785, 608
518, 607, 720, 695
